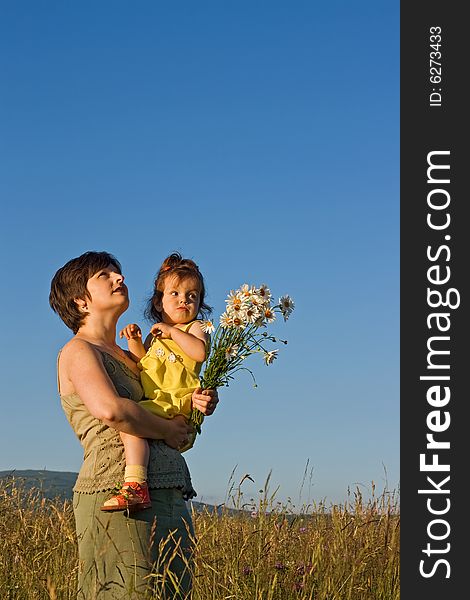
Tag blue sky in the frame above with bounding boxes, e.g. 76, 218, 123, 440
0, 1, 399, 507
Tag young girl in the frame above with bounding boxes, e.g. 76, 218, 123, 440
101, 252, 212, 512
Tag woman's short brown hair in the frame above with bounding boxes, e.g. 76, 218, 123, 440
144, 252, 212, 323
49, 251, 122, 333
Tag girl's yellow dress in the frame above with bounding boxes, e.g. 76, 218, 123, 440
138, 320, 208, 449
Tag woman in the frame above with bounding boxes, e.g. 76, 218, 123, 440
49, 251, 219, 600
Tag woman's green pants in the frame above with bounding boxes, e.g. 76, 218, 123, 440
73, 488, 194, 599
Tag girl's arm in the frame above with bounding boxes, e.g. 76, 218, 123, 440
150, 321, 208, 362
59, 338, 190, 447
119, 323, 146, 361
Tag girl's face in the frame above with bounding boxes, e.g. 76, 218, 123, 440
158, 274, 200, 325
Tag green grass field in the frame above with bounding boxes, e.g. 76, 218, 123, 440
0, 478, 399, 599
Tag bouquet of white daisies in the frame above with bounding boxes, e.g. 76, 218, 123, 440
190, 284, 294, 433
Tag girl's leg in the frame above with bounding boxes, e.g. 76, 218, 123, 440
120, 431, 150, 483
101, 434, 151, 512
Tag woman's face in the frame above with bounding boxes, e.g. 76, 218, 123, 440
84, 264, 129, 315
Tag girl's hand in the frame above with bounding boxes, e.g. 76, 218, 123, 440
150, 322, 173, 339
192, 388, 219, 416
119, 323, 142, 340
164, 415, 194, 450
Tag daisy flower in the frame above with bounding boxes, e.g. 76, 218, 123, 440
263, 307, 276, 323
225, 290, 244, 307
245, 306, 262, 324
279, 295, 295, 320
257, 284, 272, 303
249, 292, 264, 308
264, 349, 279, 365
226, 294, 249, 315
200, 320, 215, 334
227, 303, 248, 319
231, 316, 246, 329
219, 313, 233, 328
239, 283, 255, 298
225, 344, 239, 360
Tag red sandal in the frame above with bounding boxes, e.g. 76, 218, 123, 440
101, 481, 151, 512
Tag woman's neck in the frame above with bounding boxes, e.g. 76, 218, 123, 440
76, 313, 118, 346
75, 320, 131, 365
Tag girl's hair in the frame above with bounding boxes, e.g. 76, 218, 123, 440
49, 251, 122, 334
145, 252, 212, 323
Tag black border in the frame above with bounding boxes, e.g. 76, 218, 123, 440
400, 2, 466, 596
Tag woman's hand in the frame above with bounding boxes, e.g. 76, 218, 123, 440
164, 415, 194, 450
192, 387, 219, 416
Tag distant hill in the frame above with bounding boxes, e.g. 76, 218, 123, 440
0, 469, 229, 515
0, 469, 78, 500
1, 470, 316, 521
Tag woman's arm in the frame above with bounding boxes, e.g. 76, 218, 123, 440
59, 339, 190, 447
